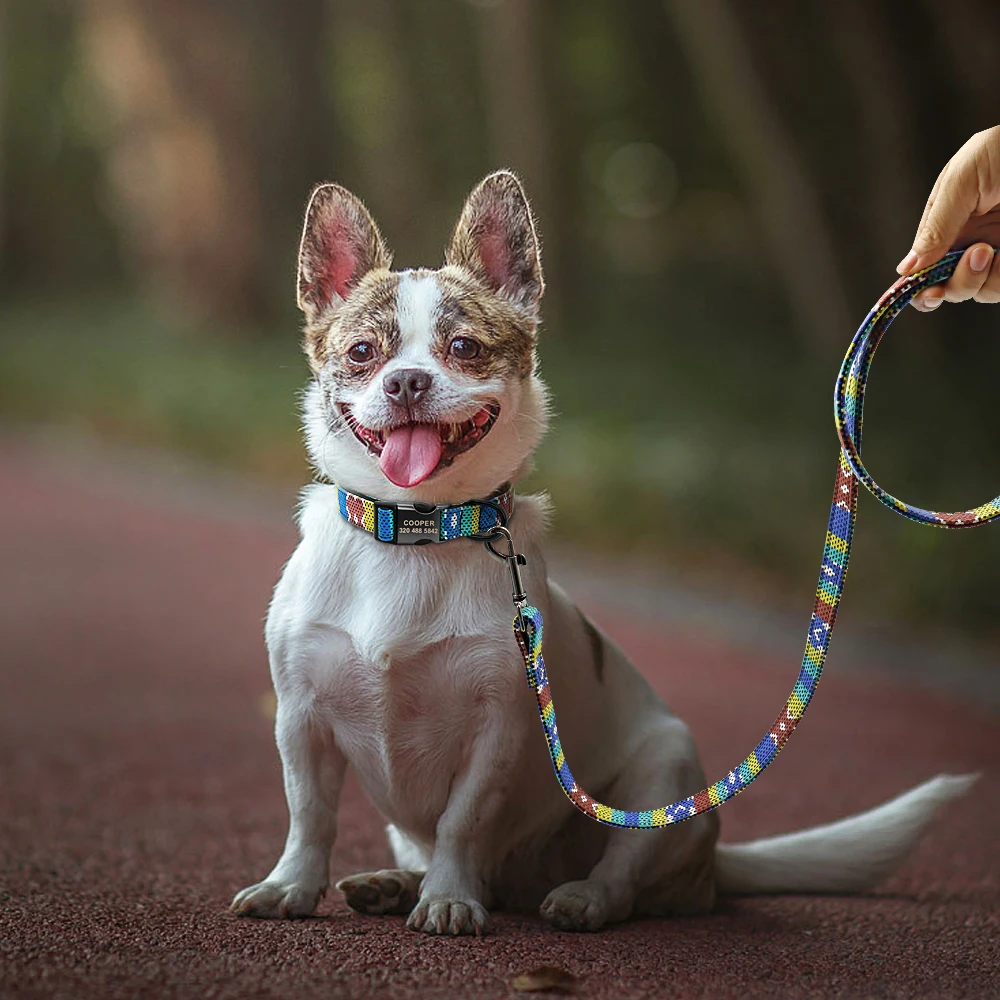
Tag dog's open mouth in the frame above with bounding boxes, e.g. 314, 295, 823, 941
339, 403, 500, 487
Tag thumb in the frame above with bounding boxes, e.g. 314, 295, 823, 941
898, 160, 981, 275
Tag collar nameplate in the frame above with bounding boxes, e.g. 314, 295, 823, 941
336, 483, 514, 545
395, 504, 442, 544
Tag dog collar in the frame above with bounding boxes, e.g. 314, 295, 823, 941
336, 483, 514, 545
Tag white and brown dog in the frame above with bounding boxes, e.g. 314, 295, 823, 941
231, 172, 973, 935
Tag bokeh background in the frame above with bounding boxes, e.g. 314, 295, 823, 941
2, 0, 998, 643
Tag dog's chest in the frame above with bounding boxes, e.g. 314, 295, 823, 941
323, 630, 512, 834
276, 491, 533, 835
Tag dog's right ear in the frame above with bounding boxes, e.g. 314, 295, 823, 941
296, 183, 391, 324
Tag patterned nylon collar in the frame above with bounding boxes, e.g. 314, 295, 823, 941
336, 483, 514, 545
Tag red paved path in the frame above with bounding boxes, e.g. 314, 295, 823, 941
1, 441, 997, 999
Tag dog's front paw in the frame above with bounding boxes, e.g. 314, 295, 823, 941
336, 869, 423, 915
406, 896, 491, 936
230, 880, 325, 919
540, 880, 610, 932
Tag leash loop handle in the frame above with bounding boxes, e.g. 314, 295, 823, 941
513, 248, 999, 829
836, 248, 1000, 528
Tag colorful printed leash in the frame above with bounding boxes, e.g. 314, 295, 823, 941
493, 248, 1000, 830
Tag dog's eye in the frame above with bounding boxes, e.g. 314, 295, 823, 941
347, 341, 376, 364
449, 336, 481, 360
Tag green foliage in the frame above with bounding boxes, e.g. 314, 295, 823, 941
2, 287, 997, 641
1, 1, 121, 292
0, 296, 308, 481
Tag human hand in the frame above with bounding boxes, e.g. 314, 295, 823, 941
896, 126, 1000, 311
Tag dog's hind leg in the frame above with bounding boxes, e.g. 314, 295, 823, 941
386, 823, 431, 870
539, 717, 719, 931
337, 869, 423, 915
336, 825, 427, 915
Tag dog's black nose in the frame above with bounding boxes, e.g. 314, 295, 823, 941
383, 368, 433, 406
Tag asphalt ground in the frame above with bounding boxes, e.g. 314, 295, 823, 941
1, 437, 997, 999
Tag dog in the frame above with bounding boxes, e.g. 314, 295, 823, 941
231, 171, 975, 935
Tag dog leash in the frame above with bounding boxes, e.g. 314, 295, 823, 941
489, 248, 999, 830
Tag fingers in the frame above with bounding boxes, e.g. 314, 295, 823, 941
898, 126, 1000, 276
911, 243, 999, 311
975, 246, 1000, 303
902, 164, 949, 273
898, 157, 981, 276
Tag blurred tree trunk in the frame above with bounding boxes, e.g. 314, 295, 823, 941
929, 0, 1000, 131
664, 0, 851, 352
252, 0, 336, 308
0, 0, 6, 276
822, 1, 922, 269
472, 0, 561, 324
926, 0, 1000, 125
78, 0, 329, 327
326, 0, 433, 267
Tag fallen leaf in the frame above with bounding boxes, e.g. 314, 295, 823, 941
511, 965, 578, 994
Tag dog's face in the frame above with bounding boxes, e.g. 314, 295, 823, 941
297, 172, 550, 502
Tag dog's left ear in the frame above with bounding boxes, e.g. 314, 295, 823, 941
446, 171, 544, 316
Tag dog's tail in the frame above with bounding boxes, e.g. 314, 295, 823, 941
714, 773, 977, 895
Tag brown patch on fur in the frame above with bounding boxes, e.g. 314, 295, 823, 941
578, 609, 605, 683
308, 270, 402, 379
297, 183, 392, 365
297, 171, 545, 377
435, 265, 537, 380
445, 171, 544, 315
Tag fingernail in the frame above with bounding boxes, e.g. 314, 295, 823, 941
969, 245, 993, 272
897, 250, 918, 274
913, 290, 943, 312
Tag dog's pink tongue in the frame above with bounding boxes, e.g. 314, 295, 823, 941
379, 424, 443, 487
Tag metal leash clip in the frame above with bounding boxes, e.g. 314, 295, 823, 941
481, 524, 529, 633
